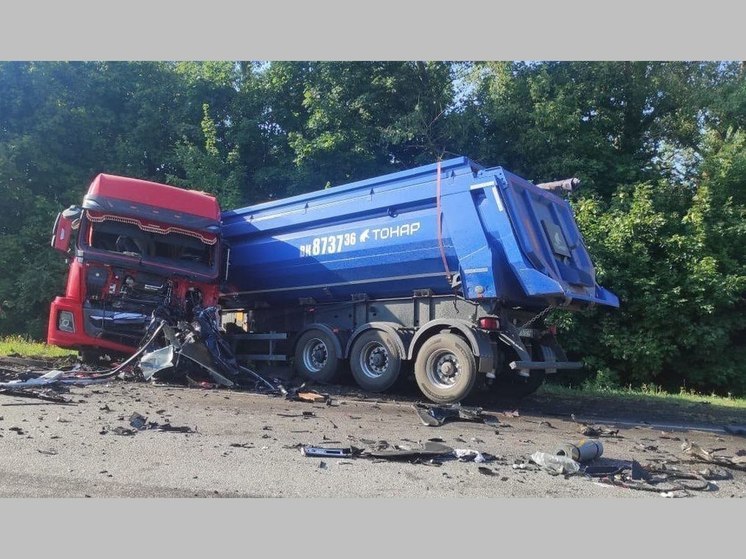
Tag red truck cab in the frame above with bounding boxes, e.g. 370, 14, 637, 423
48, 174, 222, 357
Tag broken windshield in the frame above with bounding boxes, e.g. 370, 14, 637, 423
84, 216, 216, 273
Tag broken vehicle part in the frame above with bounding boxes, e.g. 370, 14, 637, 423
0, 387, 71, 403
453, 449, 495, 463
630, 460, 651, 481
301, 446, 356, 458
555, 439, 604, 463
681, 441, 746, 472
366, 441, 454, 461
138, 346, 175, 381
413, 403, 499, 427
583, 465, 626, 477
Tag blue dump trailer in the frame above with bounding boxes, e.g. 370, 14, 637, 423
220, 157, 618, 403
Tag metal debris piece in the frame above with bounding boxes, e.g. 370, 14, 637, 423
138, 346, 175, 381
556, 439, 604, 463
155, 423, 194, 433
570, 414, 619, 437
681, 441, 746, 471
413, 403, 499, 427
297, 391, 328, 403
111, 426, 137, 436
583, 465, 626, 477
129, 412, 147, 430
37, 448, 58, 456
367, 441, 454, 461
453, 449, 495, 463
630, 460, 651, 481
0, 387, 71, 403
301, 446, 355, 458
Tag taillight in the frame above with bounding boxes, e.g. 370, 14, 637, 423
478, 317, 500, 331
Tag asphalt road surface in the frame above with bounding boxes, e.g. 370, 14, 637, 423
1, 377, 745, 498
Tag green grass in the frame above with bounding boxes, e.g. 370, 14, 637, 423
0, 335, 77, 359
540, 381, 746, 410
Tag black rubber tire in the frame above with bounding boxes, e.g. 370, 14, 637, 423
294, 329, 341, 384
492, 369, 546, 399
414, 333, 477, 404
349, 330, 403, 392
491, 343, 547, 399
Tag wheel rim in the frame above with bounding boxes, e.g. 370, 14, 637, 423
427, 349, 461, 388
358, 341, 390, 379
302, 338, 328, 373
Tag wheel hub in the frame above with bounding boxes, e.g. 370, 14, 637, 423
361, 343, 389, 378
304, 339, 328, 372
431, 353, 460, 386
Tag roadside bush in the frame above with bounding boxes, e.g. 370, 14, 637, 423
557, 130, 746, 395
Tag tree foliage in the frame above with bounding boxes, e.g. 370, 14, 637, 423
0, 60, 743, 394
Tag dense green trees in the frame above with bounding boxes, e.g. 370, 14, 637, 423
0, 61, 743, 394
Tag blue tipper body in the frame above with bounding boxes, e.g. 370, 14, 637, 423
221, 157, 619, 310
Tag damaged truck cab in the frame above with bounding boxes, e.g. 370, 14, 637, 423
48, 174, 222, 358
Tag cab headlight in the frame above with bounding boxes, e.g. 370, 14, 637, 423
58, 311, 75, 333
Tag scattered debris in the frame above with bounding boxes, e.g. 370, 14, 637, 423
301, 446, 357, 458
129, 412, 147, 430
478, 466, 498, 476
296, 391, 328, 404
556, 439, 604, 463
109, 426, 137, 436
530, 452, 580, 475
99, 411, 197, 435
681, 441, 746, 471
367, 441, 454, 461
630, 460, 651, 481
453, 449, 497, 463
570, 414, 619, 437
0, 387, 71, 404
583, 465, 626, 477
413, 403, 499, 427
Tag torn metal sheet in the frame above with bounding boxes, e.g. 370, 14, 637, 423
681, 441, 746, 472
413, 403, 499, 427
367, 441, 455, 461
0, 387, 71, 403
178, 341, 235, 387
139, 346, 175, 381
301, 446, 356, 458
583, 465, 626, 477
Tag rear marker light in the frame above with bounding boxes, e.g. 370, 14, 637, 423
478, 317, 500, 331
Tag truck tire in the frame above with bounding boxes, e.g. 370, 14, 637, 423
294, 329, 340, 384
350, 330, 402, 392
491, 344, 547, 399
414, 333, 476, 404
493, 369, 546, 399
